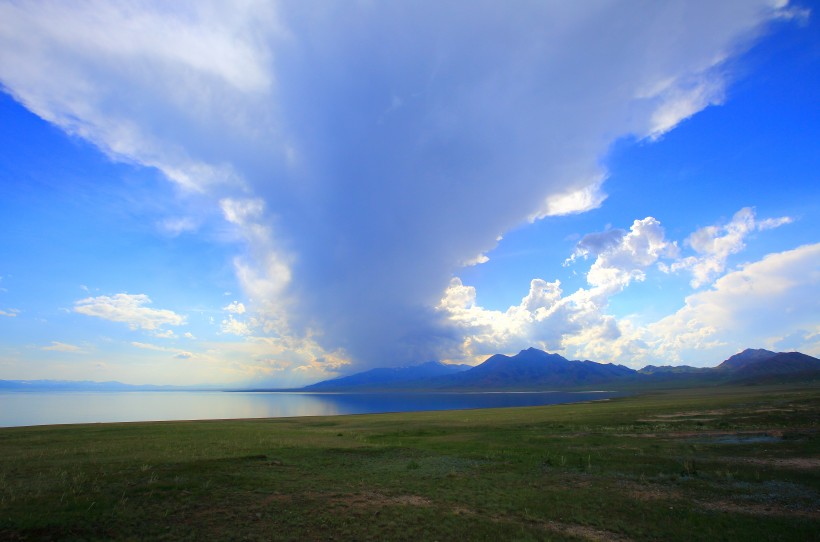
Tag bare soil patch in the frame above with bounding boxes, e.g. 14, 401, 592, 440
542, 520, 634, 542
615, 480, 683, 502
720, 457, 820, 470
454, 503, 633, 542
647, 410, 730, 418
262, 490, 432, 509
697, 499, 819, 519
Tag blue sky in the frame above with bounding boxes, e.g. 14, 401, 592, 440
1, 1, 818, 386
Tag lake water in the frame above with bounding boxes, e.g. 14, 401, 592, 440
0, 390, 619, 428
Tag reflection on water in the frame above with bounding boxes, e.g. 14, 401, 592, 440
0, 390, 619, 428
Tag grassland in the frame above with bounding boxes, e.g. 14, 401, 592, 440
0, 384, 818, 541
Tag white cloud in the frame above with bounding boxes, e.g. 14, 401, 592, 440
555, 242, 820, 367
225, 335, 351, 386
461, 253, 490, 267
222, 301, 246, 314
530, 174, 608, 220
221, 314, 253, 336
1, 2, 273, 94
131, 341, 194, 360
219, 197, 292, 328
772, 4, 812, 22
662, 207, 793, 287
0, 1, 274, 192
0, 308, 20, 317
440, 212, 814, 368
565, 229, 627, 265
158, 216, 199, 236
641, 243, 820, 363
42, 341, 83, 353
233, 256, 291, 309
131, 341, 164, 351
121, 333, 352, 387
440, 216, 675, 361
74, 293, 186, 330
758, 216, 794, 230
220, 198, 265, 226
646, 76, 725, 139
583, 217, 674, 291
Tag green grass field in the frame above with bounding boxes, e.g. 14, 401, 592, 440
1, 384, 818, 541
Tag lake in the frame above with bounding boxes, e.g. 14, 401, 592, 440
0, 390, 620, 428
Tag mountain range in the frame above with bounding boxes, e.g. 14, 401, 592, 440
0, 380, 217, 392
302, 347, 820, 391
3, 348, 817, 393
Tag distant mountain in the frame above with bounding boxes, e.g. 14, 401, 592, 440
716, 348, 779, 371
434, 348, 635, 389
0, 380, 215, 392
302, 347, 820, 391
717, 349, 820, 380
304, 348, 637, 391
303, 360, 471, 391
638, 365, 710, 375
636, 349, 820, 386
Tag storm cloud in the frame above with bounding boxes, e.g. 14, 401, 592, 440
0, 1, 790, 371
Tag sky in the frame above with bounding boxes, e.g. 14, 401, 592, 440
1, 1, 819, 387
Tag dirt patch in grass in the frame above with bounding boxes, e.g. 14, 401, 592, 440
539, 520, 633, 542
452, 503, 633, 542
452, 505, 473, 516
351, 492, 431, 507
615, 480, 683, 502
648, 410, 730, 418
675, 429, 791, 439
697, 499, 820, 519
687, 433, 783, 444
635, 418, 716, 423
721, 457, 820, 470
262, 490, 432, 509
618, 429, 789, 439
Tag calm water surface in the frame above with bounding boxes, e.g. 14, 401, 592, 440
0, 390, 619, 428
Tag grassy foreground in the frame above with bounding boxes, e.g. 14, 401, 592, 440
1, 385, 818, 541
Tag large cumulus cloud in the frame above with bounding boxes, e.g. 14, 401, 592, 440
440, 208, 803, 367
0, 1, 792, 371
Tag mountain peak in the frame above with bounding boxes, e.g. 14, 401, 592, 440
722, 350, 820, 377
738, 348, 776, 357
515, 348, 566, 360
718, 348, 777, 371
